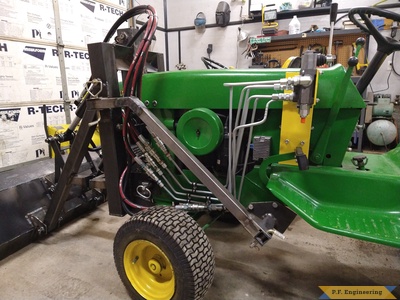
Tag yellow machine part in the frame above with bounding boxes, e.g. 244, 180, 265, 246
282, 56, 301, 68
47, 124, 101, 158
279, 71, 319, 165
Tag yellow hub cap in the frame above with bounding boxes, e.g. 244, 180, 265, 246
148, 258, 162, 275
123, 240, 175, 300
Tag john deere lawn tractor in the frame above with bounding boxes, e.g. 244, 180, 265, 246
1, 5, 400, 300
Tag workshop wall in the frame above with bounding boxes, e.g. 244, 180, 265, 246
0, 0, 127, 169
165, 0, 400, 70
163, 0, 400, 124
2, 1, 400, 169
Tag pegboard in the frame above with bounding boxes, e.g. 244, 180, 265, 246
254, 31, 368, 68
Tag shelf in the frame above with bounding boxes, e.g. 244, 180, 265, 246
249, 3, 400, 22
250, 29, 365, 45
251, 7, 330, 21
248, 29, 368, 68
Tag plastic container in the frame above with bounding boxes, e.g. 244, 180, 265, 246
289, 15, 301, 34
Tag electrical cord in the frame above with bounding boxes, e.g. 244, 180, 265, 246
391, 52, 400, 76
334, 13, 348, 26
370, 69, 392, 93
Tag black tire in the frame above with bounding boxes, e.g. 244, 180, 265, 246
113, 206, 215, 300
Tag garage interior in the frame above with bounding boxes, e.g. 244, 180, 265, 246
0, 202, 399, 299
1, 1, 400, 299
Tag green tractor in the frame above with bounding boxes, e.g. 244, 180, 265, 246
1, 5, 400, 300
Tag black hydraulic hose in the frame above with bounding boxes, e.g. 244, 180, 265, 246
121, 201, 134, 216
133, 51, 148, 97
112, 5, 157, 210
123, 7, 157, 97
74, 6, 150, 108
127, 20, 149, 47
103, 5, 152, 43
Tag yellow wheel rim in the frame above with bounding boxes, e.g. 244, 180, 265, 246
123, 240, 175, 300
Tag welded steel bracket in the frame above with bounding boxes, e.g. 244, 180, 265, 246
26, 207, 48, 235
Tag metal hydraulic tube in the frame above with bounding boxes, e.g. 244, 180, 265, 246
89, 96, 276, 245
148, 129, 210, 191
136, 132, 215, 197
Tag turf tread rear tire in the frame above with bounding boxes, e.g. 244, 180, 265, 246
114, 206, 215, 300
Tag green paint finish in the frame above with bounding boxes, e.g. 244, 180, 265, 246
140, 66, 400, 248
310, 64, 366, 166
314, 65, 365, 109
267, 146, 400, 247
238, 168, 279, 208
141, 69, 287, 109
176, 108, 223, 156
310, 108, 362, 166
142, 65, 364, 110
142, 66, 365, 167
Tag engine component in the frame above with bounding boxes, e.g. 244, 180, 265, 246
253, 136, 271, 160
176, 108, 224, 156
293, 50, 318, 123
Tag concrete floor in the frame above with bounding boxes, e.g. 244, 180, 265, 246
0, 203, 399, 300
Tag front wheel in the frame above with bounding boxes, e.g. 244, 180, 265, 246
113, 206, 215, 300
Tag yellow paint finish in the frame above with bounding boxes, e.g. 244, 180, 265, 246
282, 57, 298, 68
279, 71, 319, 165
123, 239, 175, 300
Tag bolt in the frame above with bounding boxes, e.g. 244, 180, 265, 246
248, 204, 254, 210
272, 202, 278, 208
285, 139, 290, 144
300, 141, 305, 146
144, 100, 150, 106
313, 153, 322, 161
152, 100, 158, 107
